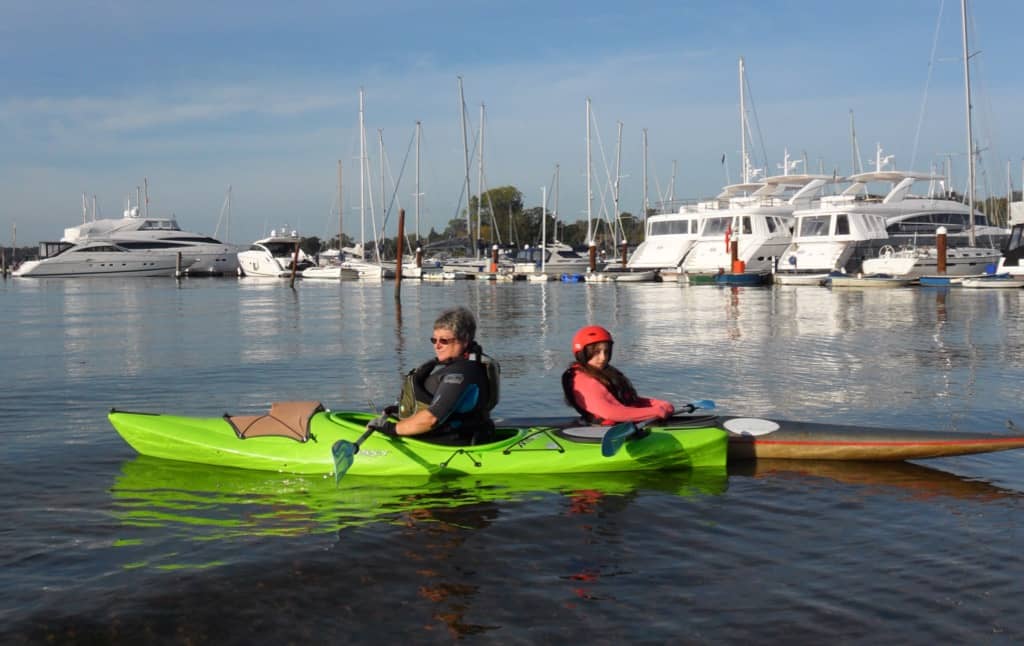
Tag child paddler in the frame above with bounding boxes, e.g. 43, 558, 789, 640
367, 306, 499, 445
562, 325, 674, 424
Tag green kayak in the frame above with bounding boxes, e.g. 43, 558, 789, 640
108, 405, 727, 476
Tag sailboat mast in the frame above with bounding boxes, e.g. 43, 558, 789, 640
458, 76, 472, 252
359, 88, 366, 255
541, 185, 547, 272
613, 120, 622, 247
344, 160, 348, 252
961, 0, 976, 246
554, 163, 560, 242
669, 160, 677, 204
477, 103, 485, 258
739, 57, 747, 184
586, 97, 593, 245
377, 128, 384, 264
415, 121, 421, 244
642, 128, 648, 221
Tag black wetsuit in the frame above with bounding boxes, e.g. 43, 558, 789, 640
403, 355, 494, 444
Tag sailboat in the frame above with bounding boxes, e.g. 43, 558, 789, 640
341, 89, 395, 280
303, 161, 359, 280
860, 0, 1006, 280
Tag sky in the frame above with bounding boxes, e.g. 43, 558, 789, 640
3, 0, 1023, 246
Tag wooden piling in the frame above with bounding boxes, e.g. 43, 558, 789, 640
289, 239, 300, 288
936, 227, 947, 275
395, 208, 405, 299
588, 242, 597, 273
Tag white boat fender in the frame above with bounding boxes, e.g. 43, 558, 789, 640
723, 418, 781, 436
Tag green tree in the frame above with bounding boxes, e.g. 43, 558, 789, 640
468, 186, 524, 246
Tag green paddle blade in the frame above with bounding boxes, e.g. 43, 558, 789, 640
332, 440, 356, 483
601, 422, 639, 457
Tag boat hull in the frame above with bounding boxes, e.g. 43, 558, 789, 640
108, 410, 728, 476
723, 417, 1024, 461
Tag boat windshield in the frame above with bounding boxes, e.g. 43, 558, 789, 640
38, 241, 74, 259
263, 241, 299, 256
649, 219, 691, 236
799, 215, 831, 237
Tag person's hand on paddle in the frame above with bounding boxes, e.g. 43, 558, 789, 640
655, 401, 675, 419
367, 411, 398, 437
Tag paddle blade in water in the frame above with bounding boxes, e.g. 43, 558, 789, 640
332, 440, 356, 483
601, 422, 638, 457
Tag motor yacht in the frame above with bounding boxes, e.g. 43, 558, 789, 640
63, 207, 239, 276
681, 173, 830, 279
511, 241, 601, 276
13, 240, 193, 277
237, 230, 316, 278
626, 207, 703, 278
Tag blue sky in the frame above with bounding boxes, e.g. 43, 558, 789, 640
3, 0, 1023, 245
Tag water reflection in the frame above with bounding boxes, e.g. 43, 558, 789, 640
109, 457, 726, 571
730, 459, 1020, 502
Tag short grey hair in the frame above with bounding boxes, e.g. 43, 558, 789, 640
434, 306, 477, 343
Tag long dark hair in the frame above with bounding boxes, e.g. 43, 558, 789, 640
563, 344, 639, 409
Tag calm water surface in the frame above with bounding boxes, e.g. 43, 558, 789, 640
1, 277, 1023, 644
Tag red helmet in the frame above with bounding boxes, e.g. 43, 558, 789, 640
572, 325, 613, 353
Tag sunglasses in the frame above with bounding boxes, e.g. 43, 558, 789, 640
430, 336, 458, 346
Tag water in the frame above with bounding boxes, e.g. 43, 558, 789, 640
1, 277, 1023, 643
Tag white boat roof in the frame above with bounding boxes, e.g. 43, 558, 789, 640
845, 170, 939, 184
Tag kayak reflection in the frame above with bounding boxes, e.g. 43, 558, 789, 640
110, 456, 728, 549
729, 459, 1020, 501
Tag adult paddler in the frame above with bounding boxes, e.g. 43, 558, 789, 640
367, 306, 500, 445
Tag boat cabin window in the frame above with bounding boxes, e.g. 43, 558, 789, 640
139, 219, 180, 231
264, 242, 298, 255
765, 217, 777, 233
650, 219, 691, 236
1005, 224, 1023, 253
835, 214, 850, 235
799, 215, 830, 237
741, 217, 752, 234
38, 241, 74, 259
702, 217, 731, 236
167, 236, 222, 244
76, 244, 124, 253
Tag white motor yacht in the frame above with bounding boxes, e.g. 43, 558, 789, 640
511, 242, 600, 276
682, 173, 830, 278
626, 207, 703, 277
13, 240, 193, 277
63, 207, 239, 276
995, 222, 1024, 277
237, 230, 316, 278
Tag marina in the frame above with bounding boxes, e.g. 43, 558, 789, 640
5, 0, 1024, 642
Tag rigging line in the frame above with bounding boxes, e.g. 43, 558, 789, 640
743, 73, 769, 175
478, 171, 504, 245
911, 0, 945, 172
376, 126, 417, 244
588, 108, 621, 244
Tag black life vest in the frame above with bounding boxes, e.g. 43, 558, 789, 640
397, 344, 500, 442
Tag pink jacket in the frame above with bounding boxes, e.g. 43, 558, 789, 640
568, 370, 674, 424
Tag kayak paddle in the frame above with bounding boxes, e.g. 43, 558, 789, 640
600, 399, 717, 458
331, 425, 377, 483
682, 399, 716, 413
